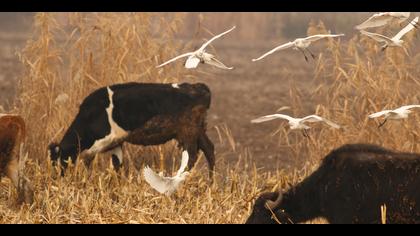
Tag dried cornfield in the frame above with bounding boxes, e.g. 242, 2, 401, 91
0, 12, 419, 224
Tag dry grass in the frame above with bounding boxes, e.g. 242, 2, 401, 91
0, 13, 419, 224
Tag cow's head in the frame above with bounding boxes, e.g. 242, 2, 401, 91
48, 142, 61, 165
245, 191, 292, 224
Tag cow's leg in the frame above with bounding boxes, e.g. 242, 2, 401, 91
5, 157, 33, 204
82, 154, 95, 170
5, 157, 19, 191
5, 158, 22, 202
110, 145, 123, 172
184, 140, 199, 172
198, 132, 215, 180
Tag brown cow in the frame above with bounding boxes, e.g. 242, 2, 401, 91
0, 114, 33, 204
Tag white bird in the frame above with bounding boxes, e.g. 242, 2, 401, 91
156, 26, 235, 70
251, 114, 340, 137
252, 34, 344, 62
355, 12, 413, 30
143, 150, 190, 196
368, 105, 420, 128
360, 17, 419, 55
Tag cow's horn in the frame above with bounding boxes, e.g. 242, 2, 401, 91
265, 191, 283, 210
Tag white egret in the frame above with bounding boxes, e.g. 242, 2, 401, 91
368, 105, 420, 128
360, 17, 419, 55
355, 12, 416, 30
143, 150, 190, 196
156, 26, 235, 70
251, 114, 340, 137
252, 34, 344, 62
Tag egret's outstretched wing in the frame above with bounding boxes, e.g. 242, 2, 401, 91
157, 52, 194, 68
251, 114, 293, 123
276, 106, 291, 112
356, 13, 394, 30
391, 12, 411, 23
199, 26, 236, 51
185, 55, 201, 69
143, 166, 171, 194
368, 110, 391, 118
392, 17, 419, 41
303, 34, 345, 43
252, 42, 294, 61
205, 56, 234, 70
301, 115, 324, 123
176, 151, 189, 176
360, 30, 393, 43
301, 115, 341, 129
396, 105, 420, 111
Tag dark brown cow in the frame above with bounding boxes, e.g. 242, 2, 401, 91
246, 144, 420, 224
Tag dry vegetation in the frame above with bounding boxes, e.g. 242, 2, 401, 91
0, 13, 419, 224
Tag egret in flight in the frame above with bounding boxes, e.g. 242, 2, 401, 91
252, 34, 344, 63
368, 105, 420, 128
360, 17, 419, 56
251, 114, 341, 137
355, 12, 416, 30
157, 26, 236, 70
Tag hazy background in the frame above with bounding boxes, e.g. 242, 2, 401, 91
0, 12, 417, 171
0, 12, 376, 107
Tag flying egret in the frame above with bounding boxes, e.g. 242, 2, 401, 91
251, 114, 341, 137
143, 150, 190, 196
156, 26, 236, 70
355, 12, 415, 30
368, 105, 420, 128
252, 34, 344, 63
360, 17, 419, 55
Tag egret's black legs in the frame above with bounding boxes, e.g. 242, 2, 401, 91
298, 48, 309, 62
378, 119, 388, 129
302, 129, 310, 138
306, 48, 316, 60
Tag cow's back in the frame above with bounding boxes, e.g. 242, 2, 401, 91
320, 144, 420, 223
109, 82, 210, 131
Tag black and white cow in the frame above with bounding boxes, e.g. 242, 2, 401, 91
48, 82, 215, 178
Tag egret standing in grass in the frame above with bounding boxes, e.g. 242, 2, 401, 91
359, 17, 419, 56
143, 150, 190, 196
251, 34, 344, 62
251, 114, 341, 137
355, 12, 414, 30
156, 26, 235, 70
368, 105, 420, 128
